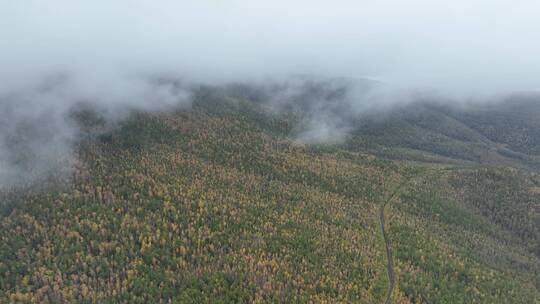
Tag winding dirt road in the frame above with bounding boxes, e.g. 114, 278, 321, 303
380, 203, 394, 304
379, 168, 457, 303
380, 181, 409, 304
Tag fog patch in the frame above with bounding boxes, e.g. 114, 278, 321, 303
0, 73, 192, 188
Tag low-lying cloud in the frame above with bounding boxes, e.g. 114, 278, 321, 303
0, 73, 192, 187
1, 0, 540, 186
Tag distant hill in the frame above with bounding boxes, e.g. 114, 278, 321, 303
347, 97, 540, 170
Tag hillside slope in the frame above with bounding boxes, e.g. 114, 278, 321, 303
1, 93, 539, 303
346, 98, 540, 170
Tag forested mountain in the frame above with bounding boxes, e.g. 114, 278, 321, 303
348, 97, 540, 170
1, 87, 539, 303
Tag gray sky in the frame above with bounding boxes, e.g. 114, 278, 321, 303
1, 0, 540, 95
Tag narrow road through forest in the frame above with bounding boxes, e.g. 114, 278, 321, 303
379, 168, 457, 303
380, 203, 394, 304
380, 180, 409, 304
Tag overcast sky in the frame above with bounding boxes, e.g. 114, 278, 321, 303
1, 0, 540, 95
